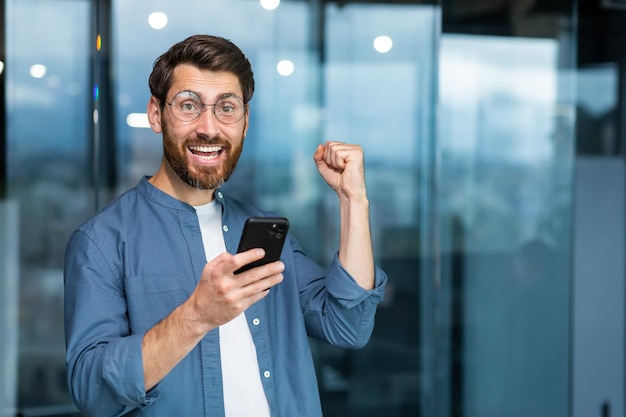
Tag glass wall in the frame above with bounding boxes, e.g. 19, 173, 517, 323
436, 3, 577, 416
438, 37, 572, 416
2, 1, 622, 417
319, 4, 438, 415
4, 0, 91, 415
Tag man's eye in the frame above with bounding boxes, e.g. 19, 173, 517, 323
180, 101, 199, 112
220, 104, 235, 113
217, 101, 238, 113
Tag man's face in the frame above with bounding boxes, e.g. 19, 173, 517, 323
155, 64, 249, 191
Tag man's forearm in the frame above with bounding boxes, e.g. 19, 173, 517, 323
142, 300, 212, 391
337, 195, 375, 290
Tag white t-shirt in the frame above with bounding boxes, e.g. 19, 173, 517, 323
194, 201, 271, 417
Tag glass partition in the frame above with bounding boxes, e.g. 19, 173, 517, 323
319, 4, 438, 415
5, 0, 91, 415
437, 5, 577, 416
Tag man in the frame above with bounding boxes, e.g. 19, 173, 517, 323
64, 34, 387, 417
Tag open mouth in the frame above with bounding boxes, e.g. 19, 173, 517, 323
188, 145, 224, 161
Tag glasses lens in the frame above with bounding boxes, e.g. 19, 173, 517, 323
214, 95, 245, 124
170, 91, 201, 122
168, 91, 245, 123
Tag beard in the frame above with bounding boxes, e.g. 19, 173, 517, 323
161, 121, 244, 190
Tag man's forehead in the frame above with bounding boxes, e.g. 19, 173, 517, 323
170, 65, 242, 98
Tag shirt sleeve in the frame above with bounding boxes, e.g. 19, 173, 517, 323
292, 237, 388, 349
64, 230, 161, 416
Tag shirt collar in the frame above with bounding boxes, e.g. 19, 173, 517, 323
136, 176, 226, 212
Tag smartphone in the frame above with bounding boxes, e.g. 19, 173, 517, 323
234, 216, 290, 274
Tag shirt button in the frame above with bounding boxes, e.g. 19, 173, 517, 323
217, 191, 223, 199
223, 225, 229, 232
264, 371, 271, 378
252, 318, 260, 326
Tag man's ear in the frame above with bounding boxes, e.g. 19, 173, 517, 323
147, 96, 163, 134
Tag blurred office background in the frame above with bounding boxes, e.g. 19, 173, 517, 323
0, 0, 623, 416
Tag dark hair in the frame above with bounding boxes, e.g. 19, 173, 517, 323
149, 34, 255, 106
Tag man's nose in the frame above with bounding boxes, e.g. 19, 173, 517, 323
196, 105, 220, 132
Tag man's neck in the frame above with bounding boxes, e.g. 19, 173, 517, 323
149, 162, 216, 206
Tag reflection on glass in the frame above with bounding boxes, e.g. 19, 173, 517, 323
438, 34, 574, 416
320, 3, 436, 415
6, 0, 91, 413
1, 201, 19, 417
576, 63, 619, 155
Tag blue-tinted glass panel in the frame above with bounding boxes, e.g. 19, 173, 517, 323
438, 34, 575, 416
5, 0, 91, 414
321, 4, 437, 416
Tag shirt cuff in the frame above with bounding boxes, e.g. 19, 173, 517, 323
326, 253, 387, 309
102, 333, 162, 408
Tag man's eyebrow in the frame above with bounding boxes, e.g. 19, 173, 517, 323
218, 92, 243, 100
171, 89, 199, 99
173, 90, 243, 102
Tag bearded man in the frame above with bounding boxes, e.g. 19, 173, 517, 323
64, 34, 387, 417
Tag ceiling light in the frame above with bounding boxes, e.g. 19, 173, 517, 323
126, 113, 150, 128
149, 12, 168, 30
277, 60, 295, 77
260, 0, 280, 11
30, 64, 47, 78
373, 36, 393, 54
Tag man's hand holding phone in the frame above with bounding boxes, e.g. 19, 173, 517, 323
187, 217, 289, 331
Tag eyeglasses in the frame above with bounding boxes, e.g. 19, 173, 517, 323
164, 91, 246, 124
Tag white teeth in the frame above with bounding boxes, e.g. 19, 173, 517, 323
196, 154, 218, 160
189, 145, 222, 153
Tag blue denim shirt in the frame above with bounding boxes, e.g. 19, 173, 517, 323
64, 177, 387, 417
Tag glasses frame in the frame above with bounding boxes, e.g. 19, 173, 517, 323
163, 90, 246, 124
